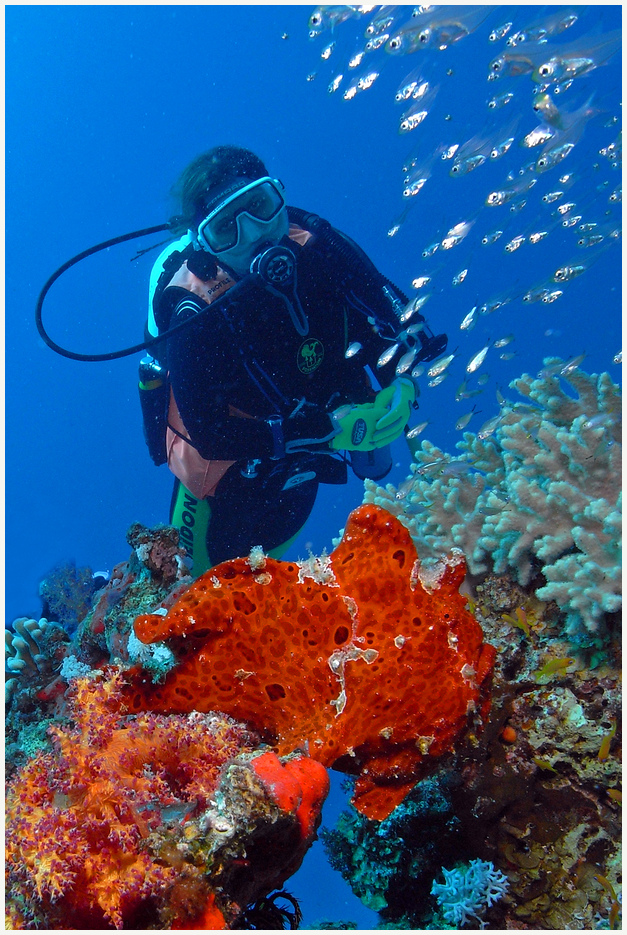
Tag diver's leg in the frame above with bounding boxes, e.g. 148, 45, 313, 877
169, 479, 212, 577
205, 469, 319, 567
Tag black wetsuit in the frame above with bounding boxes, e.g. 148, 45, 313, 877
143, 212, 443, 568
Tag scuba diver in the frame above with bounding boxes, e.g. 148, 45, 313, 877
138, 145, 448, 576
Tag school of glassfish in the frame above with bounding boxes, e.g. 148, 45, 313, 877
306, 5, 621, 433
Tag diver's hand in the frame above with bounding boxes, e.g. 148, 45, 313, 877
330, 401, 388, 451
271, 409, 339, 457
371, 377, 416, 446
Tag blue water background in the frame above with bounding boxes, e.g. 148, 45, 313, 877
6, 5, 621, 928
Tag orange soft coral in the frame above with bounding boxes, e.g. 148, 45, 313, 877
126, 504, 496, 820
6, 671, 327, 929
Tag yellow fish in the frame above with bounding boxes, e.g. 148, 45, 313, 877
533, 656, 575, 681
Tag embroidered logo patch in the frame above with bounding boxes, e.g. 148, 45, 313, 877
298, 338, 324, 374
351, 418, 368, 446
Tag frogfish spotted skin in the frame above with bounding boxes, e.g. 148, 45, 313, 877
125, 504, 496, 820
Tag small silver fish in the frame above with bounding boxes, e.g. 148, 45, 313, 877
450, 153, 486, 177
560, 353, 586, 374
401, 294, 430, 322
583, 412, 617, 431
428, 373, 448, 388
395, 69, 426, 102
415, 458, 448, 475
486, 174, 536, 206
365, 33, 391, 52
396, 347, 419, 375
460, 306, 478, 330
452, 269, 468, 286
536, 141, 575, 172
489, 21, 512, 42
455, 408, 476, 431
365, 7, 400, 37
494, 334, 514, 348
479, 294, 511, 315
394, 475, 418, 500
440, 460, 482, 477
411, 275, 431, 289
488, 41, 553, 80
386, 5, 491, 54
531, 30, 621, 85
328, 74, 343, 94
556, 201, 576, 215
441, 219, 474, 249
347, 49, 364, 69
523, 285, 551, 304
411, 363, 425, 378
406, 420, 430, 440
403, 177, 428, 198
440, 143, 460, 161
542, 290, 563, 304
467, 344, 490, 373
377, 343, 400, 368
477, 413, 504, 439
387, 203, 413, 237
504, 235, 525, 253
612, 350, 622, 364
422, 242, 439, 258
455, 382, 484, 402
533, 92, 563, 128
553, 264, 585, 283
482, 229, 503, 245
542, 190, 564, 203
399, 84, 439, 133
528, 230, 549, 244
428, 353, 456, 378
345, 341, 362, 359
488, 91, 514, 110
522, 125, 555, 148
508, 8, 578, 45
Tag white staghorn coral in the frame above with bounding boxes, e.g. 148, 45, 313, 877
364, 360, 621, 642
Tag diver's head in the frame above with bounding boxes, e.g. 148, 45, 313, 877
196, 175, 289, 275
173, 146, 289, 276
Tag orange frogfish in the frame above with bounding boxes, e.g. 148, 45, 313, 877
125, 504, 496, 820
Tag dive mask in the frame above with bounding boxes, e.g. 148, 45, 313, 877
197, 177, 288, 255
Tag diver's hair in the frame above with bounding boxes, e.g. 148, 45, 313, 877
169, 145, 269, 234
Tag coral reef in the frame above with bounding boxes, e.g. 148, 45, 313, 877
364, 360, 621, 645
39, 561, 98, 632
6, 479, 620, 929
76, 521, 193, 665
430, 859, 509, 928
6, 670, 329, 930
6, 524, 194, 781
321, 571, 621, 930
122, 504, 496, 820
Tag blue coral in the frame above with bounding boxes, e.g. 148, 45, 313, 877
366, 361, 622, 644
431, 859, 509, 929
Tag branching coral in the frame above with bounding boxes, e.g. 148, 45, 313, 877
6, 670, 329, 930
430, 859, 510, 928
365, 360, 621, 643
